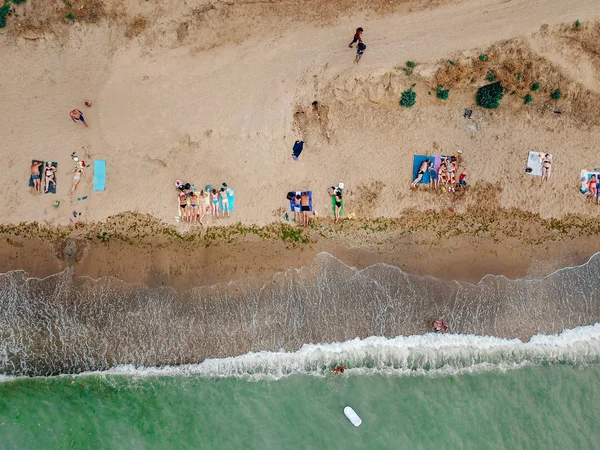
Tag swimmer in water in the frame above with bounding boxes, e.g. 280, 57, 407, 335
332, 365, 348, 375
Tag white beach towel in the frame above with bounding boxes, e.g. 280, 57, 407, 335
526, 151, 551, 176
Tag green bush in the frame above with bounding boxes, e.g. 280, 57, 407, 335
479, 54, 488, 61
551, 89, 561, 100
66, 12, 75, 20
436, 86, 449, 100
486, 70, 496, 82
531, 82, 540, 91
575, 20, 581, 28
524, 94, 533, 105
448, 60, 456, 66
476, 82, 504, 109
516, 73, 522, 81
0, 3, 11, 29
399, 88, 416, 108
406, 61, 416, 68
11, 0, 26, 4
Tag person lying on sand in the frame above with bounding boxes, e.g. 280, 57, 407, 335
301, 192, 310, 226
189, 190, 199, 224
210, 189, 220, 218
220, 187, 230, 218
70, 109, 88, 128
428, 161, 438, 191
30, 161, 42, 193
178, 190, 189, 222
198, 190, 208, 224
541, 154, 552, 181
66, 163, 85, 196
44, 162, 57, 193
412, 159, 429, 188
293, 194, 302, 223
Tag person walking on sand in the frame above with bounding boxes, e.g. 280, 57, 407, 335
348, 27, 363, 48
70, 109, 88, 127
30, 161, 42, 193
354, 42, 366, 64
66, 163, 86, 195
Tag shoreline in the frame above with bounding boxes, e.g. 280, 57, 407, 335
1, 205, 599, 289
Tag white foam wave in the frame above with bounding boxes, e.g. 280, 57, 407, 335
66, 323, 600, 380
2, 324, 599, 382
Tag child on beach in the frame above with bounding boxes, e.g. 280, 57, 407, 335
348, 27, 363, 48
354, 42, 366, 64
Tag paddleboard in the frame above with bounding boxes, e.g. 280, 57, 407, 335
343, 406, 362, 427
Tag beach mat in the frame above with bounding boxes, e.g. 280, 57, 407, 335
526, 152, 543, 176
29, 160, 44, 188
289, 191, 313, 212
44, 162, 58, 194
93, 160, 106, 191
412, 155, 432, 184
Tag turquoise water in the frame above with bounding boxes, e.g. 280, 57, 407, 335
1, 364, 599, 449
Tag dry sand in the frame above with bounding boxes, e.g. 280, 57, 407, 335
0, 0, 599, 283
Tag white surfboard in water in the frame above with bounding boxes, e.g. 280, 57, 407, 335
343, 406, 362, 427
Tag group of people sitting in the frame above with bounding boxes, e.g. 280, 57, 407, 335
176, 180, 232, 225
412, 155, 467, 192
582, 174, 600, 205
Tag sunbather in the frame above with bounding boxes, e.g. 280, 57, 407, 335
597, 179, 600, 206
330, 188, 343, 224
70, 109, 88, 128
219, 187, 230, 218
178, 190, 189, 221
428, 161, 438, 190
198, 190, 208, 224
44, 162, 57, 193
301, 192, 311, 226
541, 154, 552, 181
66, 164, 86, 196
210, 188, 220, 218
30, 161, 42, 193
293, 194, 302, 223
412, 159, 429, 188
438, 165, 447, 187
587, 175, 597, 201
189, 190, 199, 223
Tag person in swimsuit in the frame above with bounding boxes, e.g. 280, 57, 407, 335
178, 190, 189, 221
411, 159, 429, 188
596, 179, 600, 206
189, 190, 199, 223
428, 161, 438, 191
66, 163, 86, 195
198, 190, 208, 224
293, 194, 302, 224
44, 162, 57, 193
348, 27, 363, 48
70, 109, 88, 127
301, 192, 310, 226
587, 175, 597, 201
330, 188, 342, 224
210, 188, 220, 218
541, 154, 552, 181
332, 365, 347, 375
219, 187, 230, 218
30, 161, 42, 193
354, 42, 366, 64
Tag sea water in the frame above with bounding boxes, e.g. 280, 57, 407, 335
1, 253, 600, 448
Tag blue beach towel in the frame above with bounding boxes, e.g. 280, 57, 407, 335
93, 160, 106, 191
289, 191, 312, 212
413, 155, 433, 184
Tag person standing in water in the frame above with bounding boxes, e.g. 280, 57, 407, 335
332, 365, 347, 374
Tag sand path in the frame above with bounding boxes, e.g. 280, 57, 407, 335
2, 0, 599, 226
